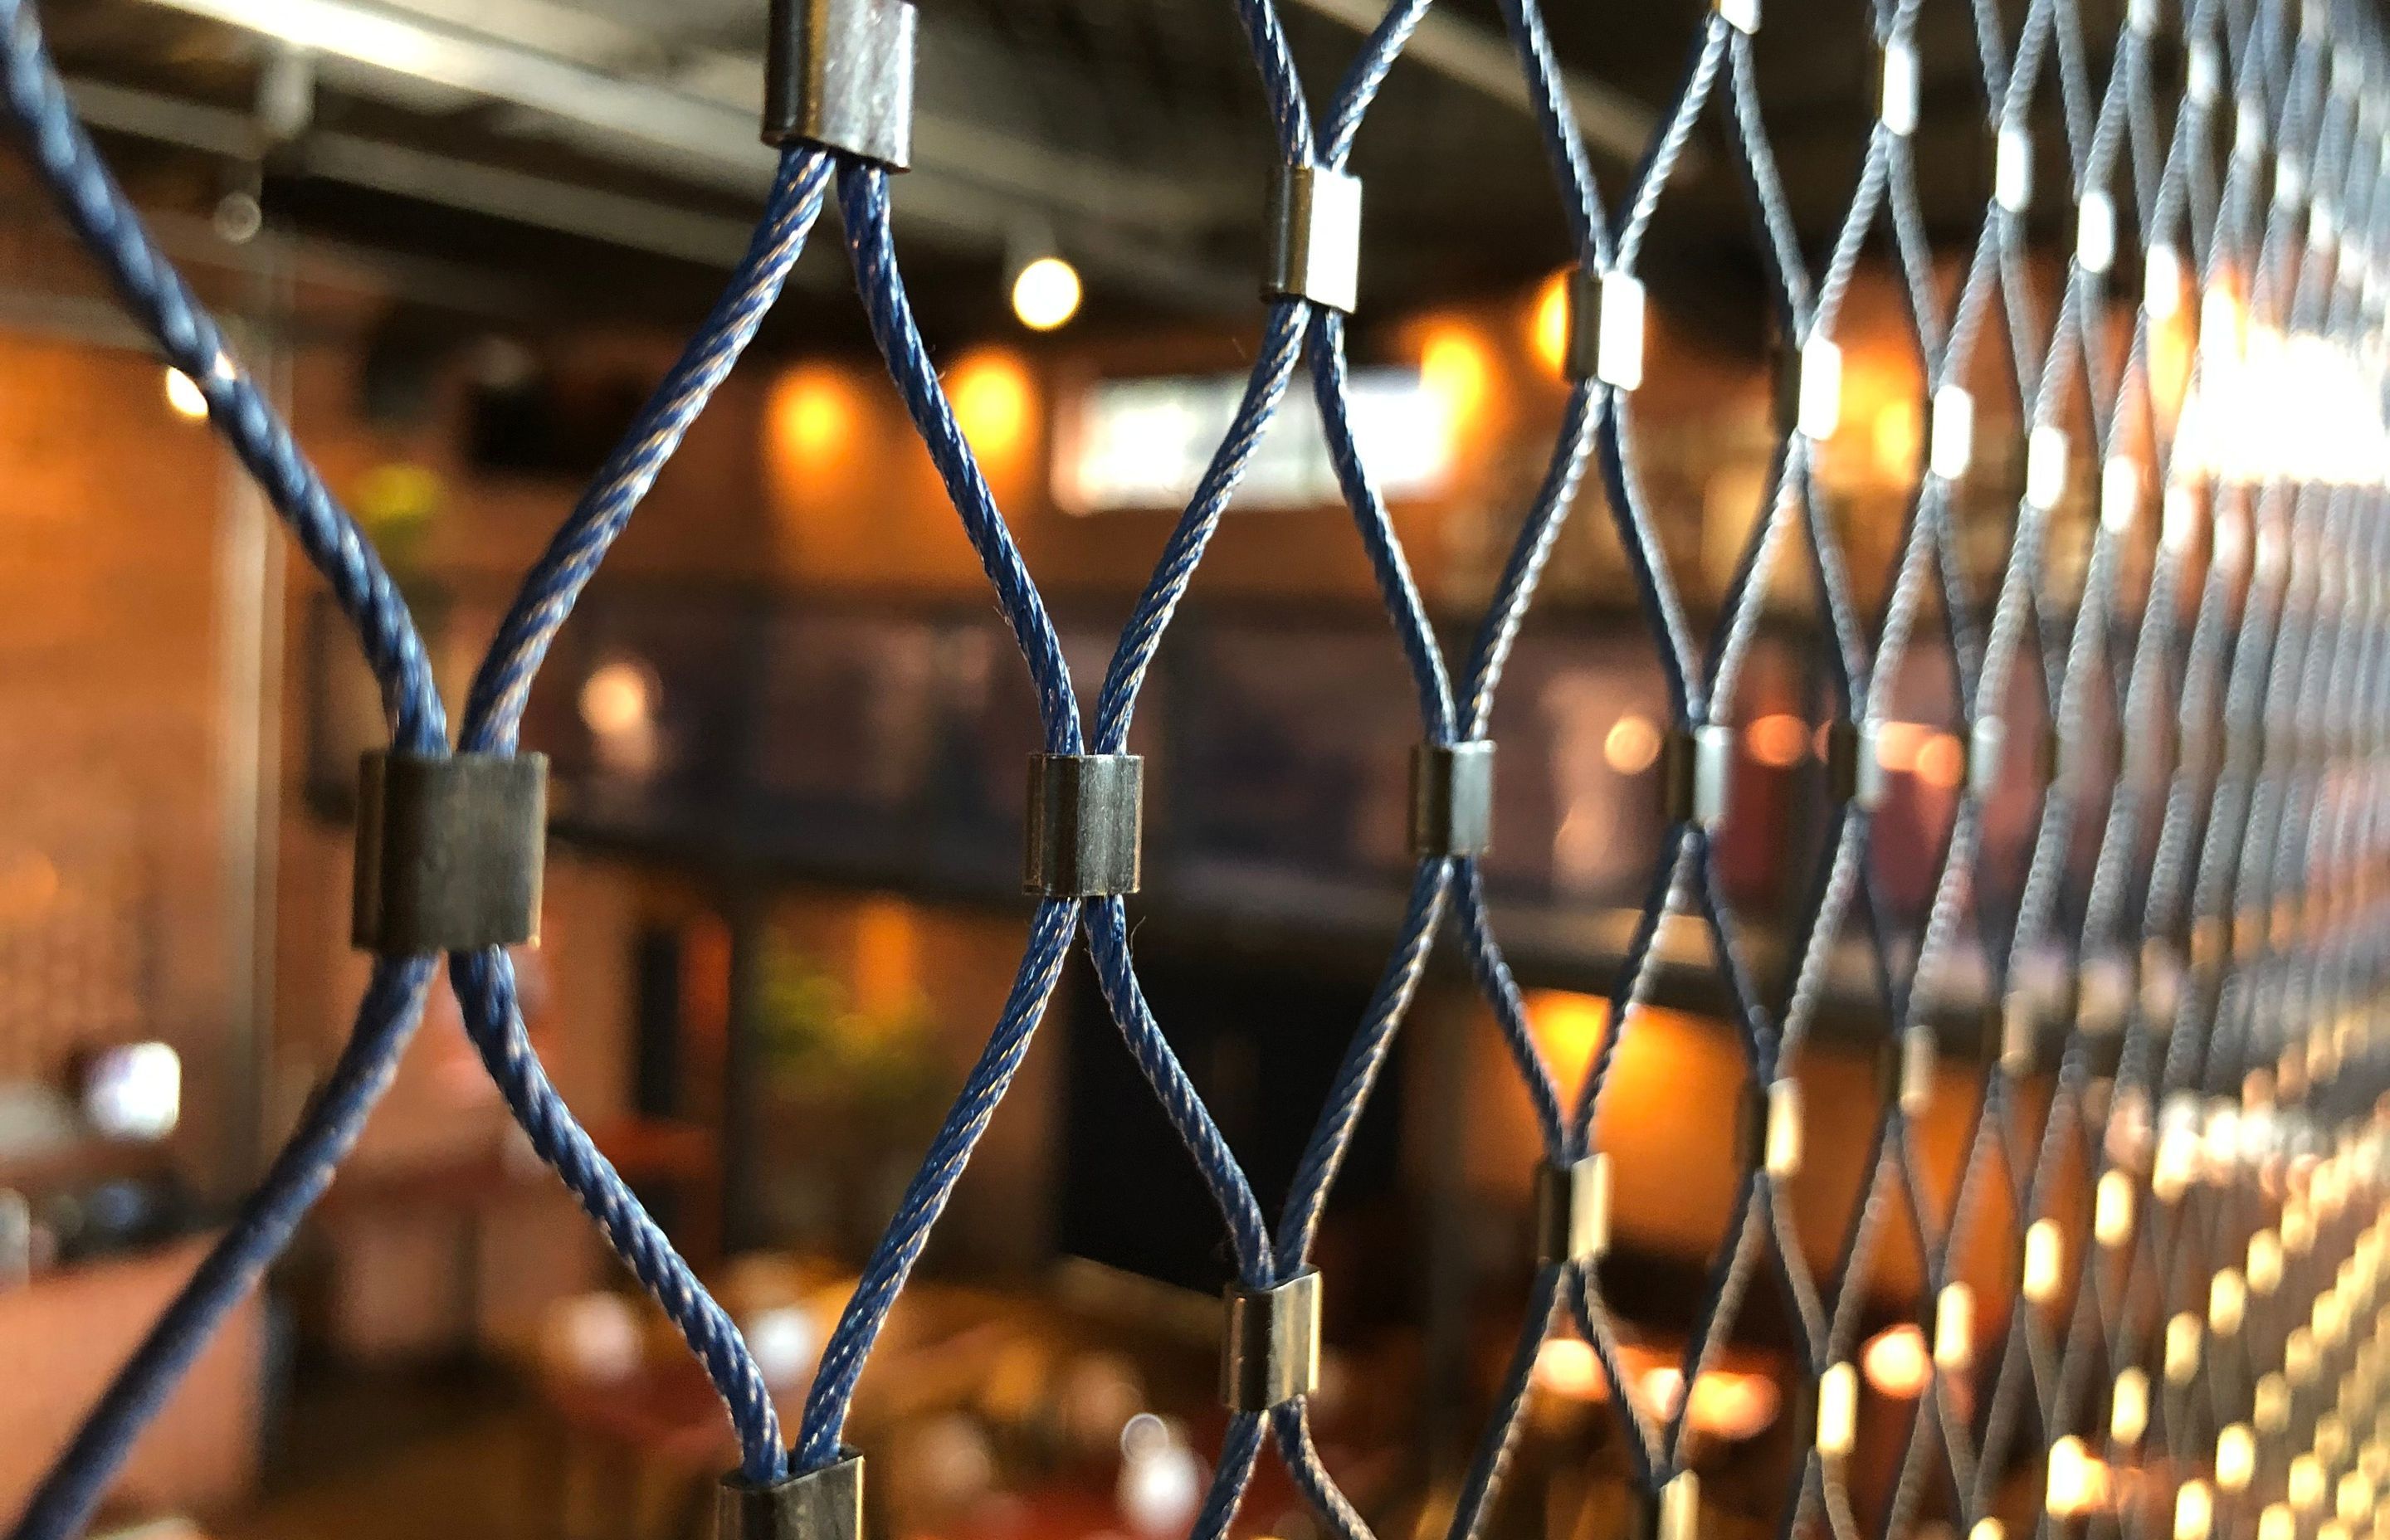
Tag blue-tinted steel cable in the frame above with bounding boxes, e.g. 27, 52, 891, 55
436, 145, 836, 1484
451, 948, 792, 1481
8, 959, 438, 1540
1, 0, 835, 1503
837, 164, 1083, 754
461, 146, 833, 754
795, 899, 1080, 1466
0, 7, 456, 1536
0, 0, 441, 754
1090, 302, 1306, 752
793, 164, 1090, 1470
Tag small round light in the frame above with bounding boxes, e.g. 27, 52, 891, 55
164, 368, 208, 420
1012, 256, 1083, 331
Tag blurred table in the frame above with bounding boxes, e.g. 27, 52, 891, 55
0, 1233, 262, 1524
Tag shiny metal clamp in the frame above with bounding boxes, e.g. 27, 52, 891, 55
352, 751, 547, 953
1410, 740, 1495, 857
763, 0, 917, 167
1222, 1269, 1321, 1411
1023, 753, 1143, 897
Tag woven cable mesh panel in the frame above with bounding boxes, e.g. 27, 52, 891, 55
4, 0, 2390, 1538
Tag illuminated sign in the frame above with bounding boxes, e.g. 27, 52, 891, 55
1056, 368, 1451, 514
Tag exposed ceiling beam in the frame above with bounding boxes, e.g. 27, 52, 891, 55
1275, 0, 1660, 165
67, 75, 771, 270
120, 0, 1256, 308
130, 0, 1243, 231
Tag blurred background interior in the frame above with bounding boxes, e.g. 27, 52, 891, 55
0, 0, 2207, 1538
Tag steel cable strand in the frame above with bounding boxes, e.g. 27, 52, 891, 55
1436, 1263, 1566, 1540
1089, 300, 1306, 750
1308, 309, 1456, 739
0, 8, 462, 1537
405, 146, 841, 1485
836, 163, 1084, 753
789, 167, 1096, 1471
1452, 865, 1568, 1154
8, 958, 438, 1540
797, 899, 1082, 1466
447, 947, 788, 1478
1272, 860, 1452, 1272
0, 0, 438, 754
1080, 899, 1276, 1281
461, 146, 834, 751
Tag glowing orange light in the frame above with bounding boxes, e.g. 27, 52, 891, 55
949, 350, 1036, 462
1523, 990, 1609, 1095
777, 365, 853, 462
1860, 1323, 1931, 1399
1531, 1338, 1607, 1401
1872, 720, 1928, 774
1421, 324, 1494, 434
1530, 270, 1572, 378
1685, 1369, 1780, 1440
1605, 714, 1663, 774
2046, 1435, 2110, 1517
1745, 714, 1809, 769
1913, 732, 1967, 790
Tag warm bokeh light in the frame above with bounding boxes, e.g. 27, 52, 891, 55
949, 350, 1036, 462
1604, 713, 1662, 775
579, 660, 655, 737
1684, 1368, 1779, 1440
2176, 1479, 2214, 1540
1744, 714, 1808, 769
2110, 1367, 2149, 1445
2045, 1435, 2108, 1517
1632, 1366, 1778, 1440
2022, 1219, 2063, 1304
2291, 1455, 2328, 1513
2179, 319, 2390, 485
1531, 1338, 1607, 1401
1523, 989, 1609, 1095
1529, 269, 1572, 378
1860, 1323, 1930, 1399
1871, 397, 1920, 479
1912, 732, 1965, 791
777, 365, 855, 463
2217, 1423, 2256, 1491
1421, 324, 1495, 441
1872, 719, 1926, 774
1012, 256, 1083, 331
2095, 1168, 2135, 1246
1816, 1362, 1856, 1459
1932, 1284, 1973, 1370
164, 367, 207, 420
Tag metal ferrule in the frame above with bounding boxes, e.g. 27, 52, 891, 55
353, 750, 547, 953
1264, 163, 1363, 313
763, 0, 917, 166
1410, 740, 1495, 858
716, 1453, 862, 1540
1534, 1153, 1611, 1266
1663, 724, 1734, 827
1023, 753, 1143, 897
1222, 1269, 1322, 1411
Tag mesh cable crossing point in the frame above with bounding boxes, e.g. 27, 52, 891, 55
763, 0, 916, 168
351, 751, 548, 953
1222, 1270, 1322, 1412
717, 1453, 863, 1540
1023, 753, 1143, 897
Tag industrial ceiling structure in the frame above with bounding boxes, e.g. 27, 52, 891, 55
29, 0, 2125, 337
